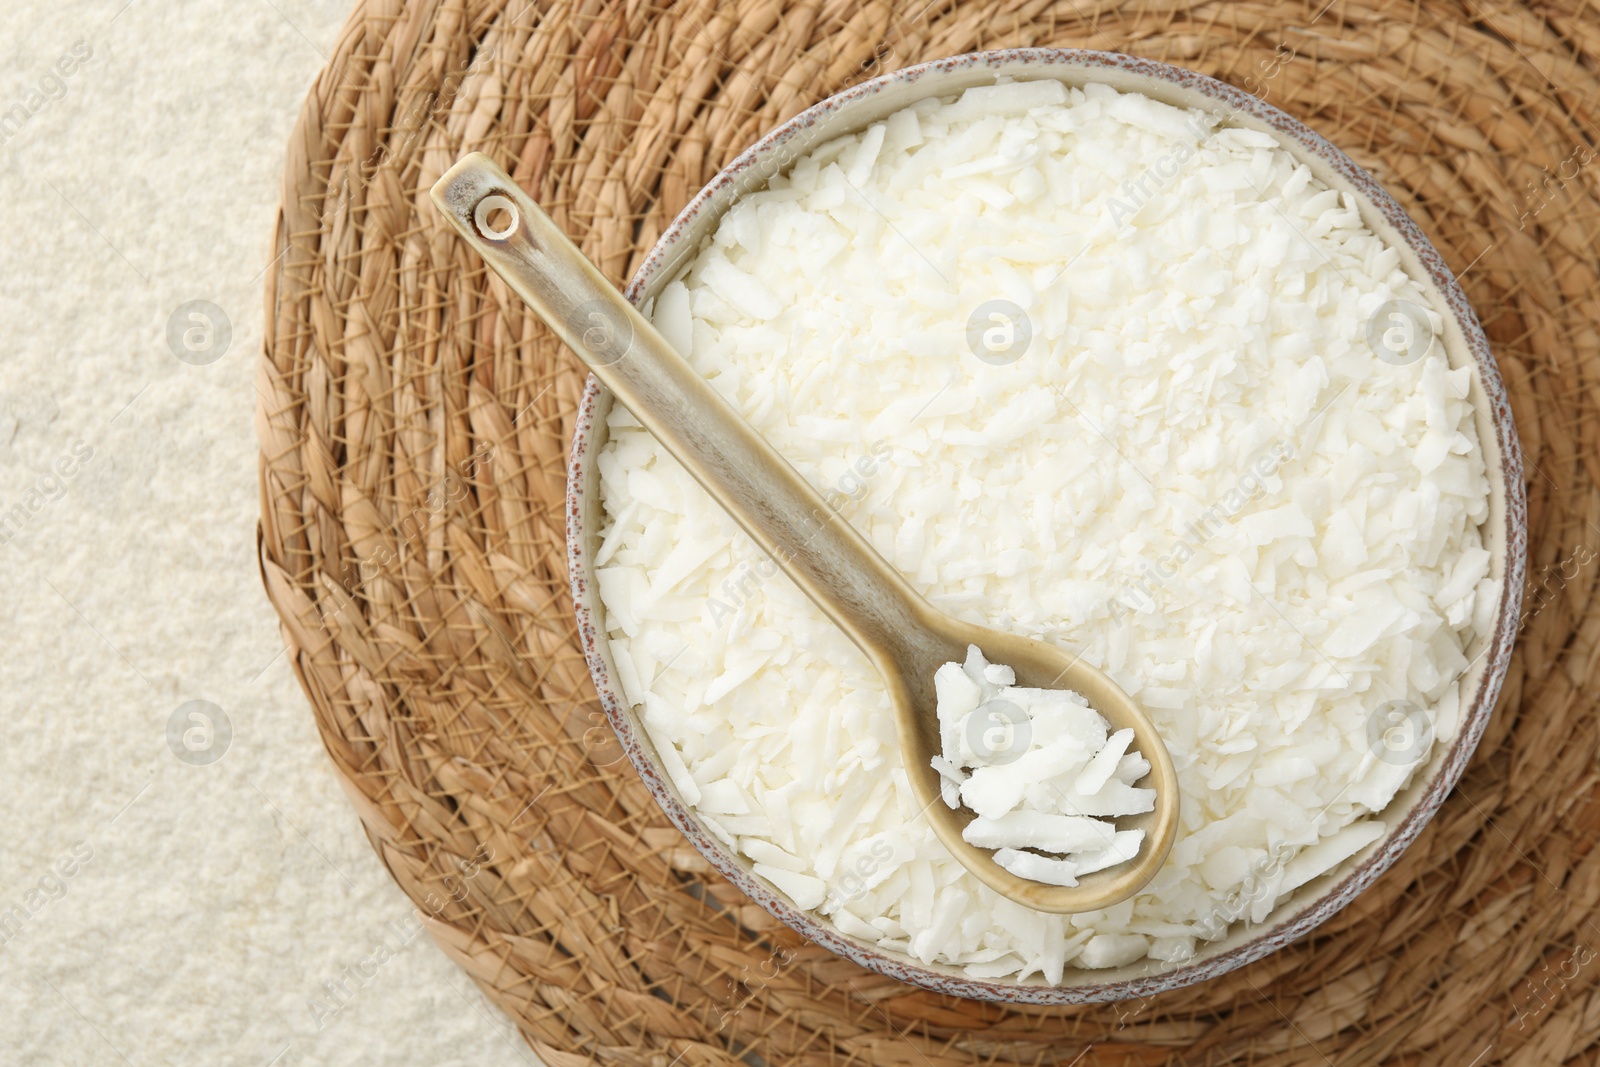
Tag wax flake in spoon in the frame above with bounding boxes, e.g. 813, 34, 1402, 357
932, 645, 1154, 886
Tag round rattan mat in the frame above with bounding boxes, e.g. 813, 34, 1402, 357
258, 1, 1600, 1063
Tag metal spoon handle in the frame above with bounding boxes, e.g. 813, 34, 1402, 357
431, 153, 930, 663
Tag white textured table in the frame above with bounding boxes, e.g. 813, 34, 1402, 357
0, 2, 534, 1063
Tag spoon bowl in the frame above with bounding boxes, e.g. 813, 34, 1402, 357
431, 152, 1179, 913
897, 614, 1179, 911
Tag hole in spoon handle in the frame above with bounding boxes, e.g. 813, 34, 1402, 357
473, 194, 518, 240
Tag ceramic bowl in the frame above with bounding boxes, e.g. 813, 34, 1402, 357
564, 48, 1527, 1004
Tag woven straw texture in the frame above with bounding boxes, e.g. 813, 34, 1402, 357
258, 1, 1600, 1063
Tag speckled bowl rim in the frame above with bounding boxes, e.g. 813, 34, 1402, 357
563, 48, 1527, 1004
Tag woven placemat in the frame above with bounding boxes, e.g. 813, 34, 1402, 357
257, 1, 1600, 1063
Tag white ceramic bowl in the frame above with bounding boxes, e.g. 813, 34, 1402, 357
565, 48, 1527, 1003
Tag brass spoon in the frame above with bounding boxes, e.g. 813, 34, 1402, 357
431, 153, 1179, 913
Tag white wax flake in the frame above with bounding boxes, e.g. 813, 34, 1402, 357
594, 77, 1493, 980
994, 848, 1083, 887
1075, 728, 1136, 796
964, 811, 1119, 853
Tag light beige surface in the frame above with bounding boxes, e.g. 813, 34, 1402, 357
0, 2, 534, 1063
